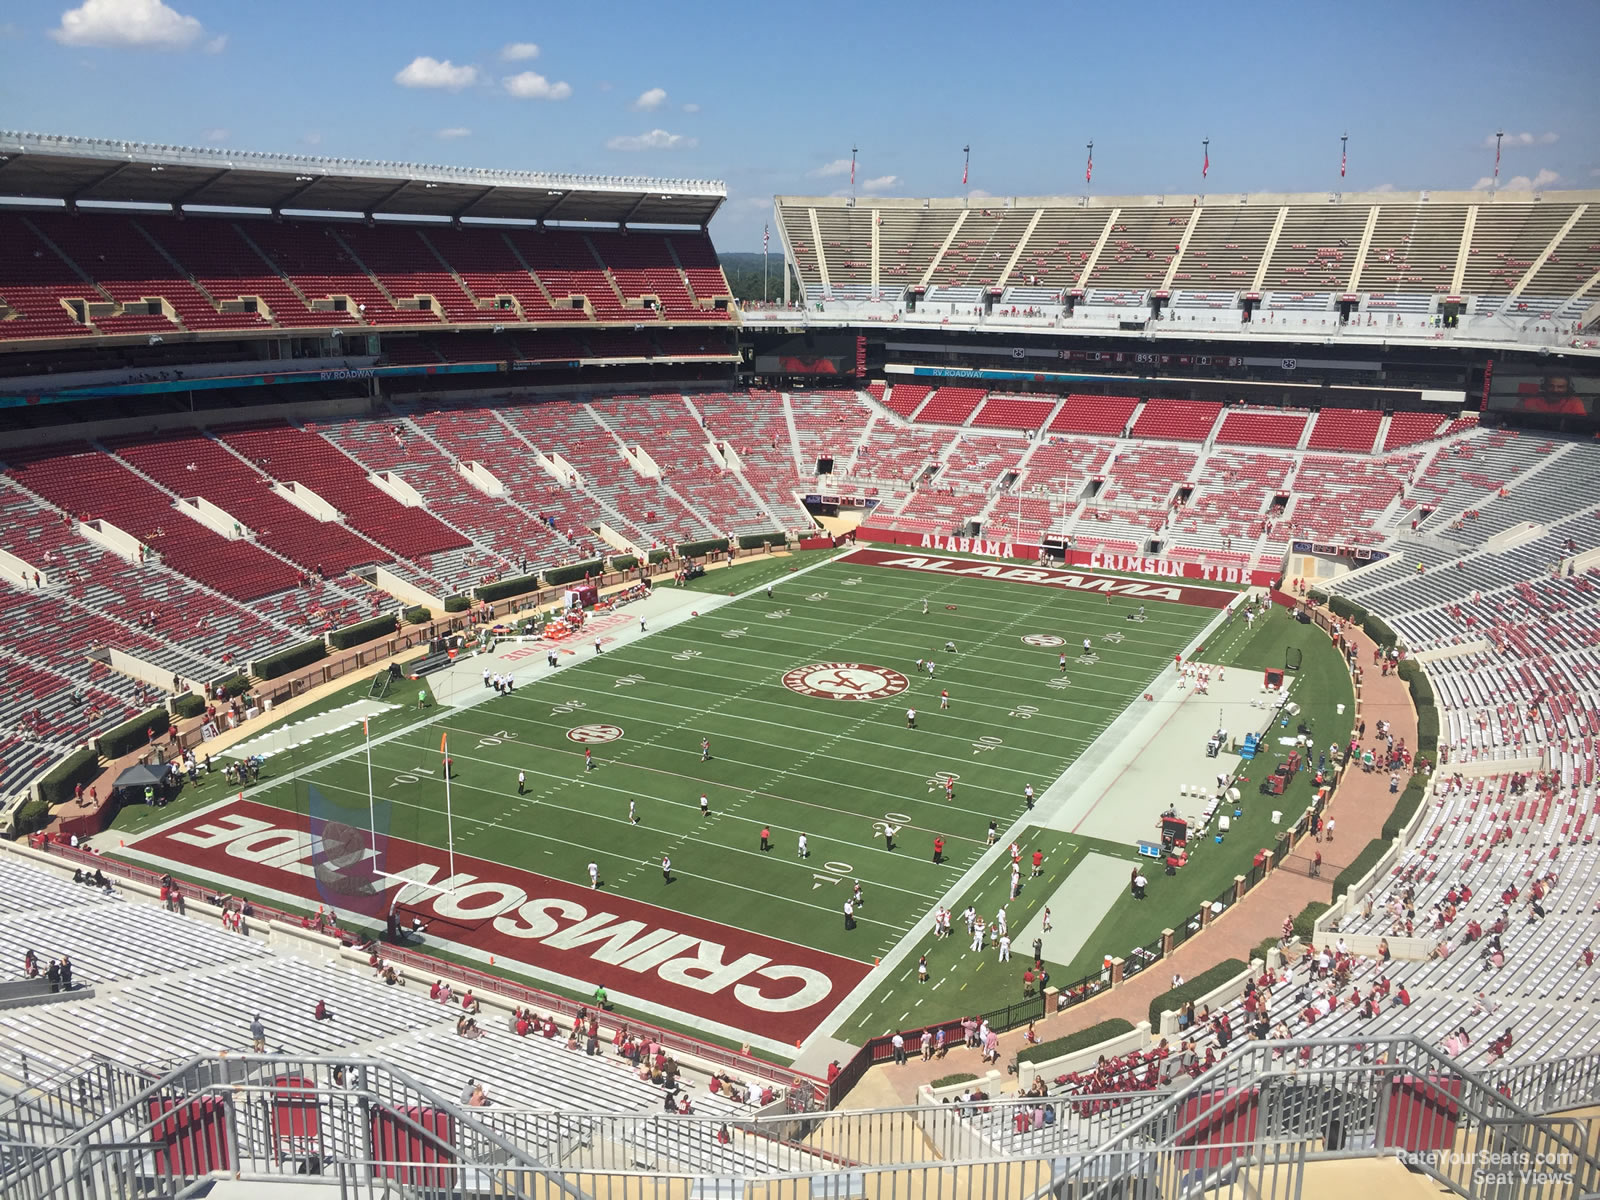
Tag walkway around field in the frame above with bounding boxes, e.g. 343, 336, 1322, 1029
853, 602, 1418, 1102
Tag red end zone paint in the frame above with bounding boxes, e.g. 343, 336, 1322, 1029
848, 546, 1235, 609
124, 799, 869, 1045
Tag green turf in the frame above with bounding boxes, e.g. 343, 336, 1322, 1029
114, 549, 1238, 1039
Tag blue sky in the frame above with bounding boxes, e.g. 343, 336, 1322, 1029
0, 0, 1595, 250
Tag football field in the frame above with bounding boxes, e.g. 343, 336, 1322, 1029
121, 548, 1230, 1053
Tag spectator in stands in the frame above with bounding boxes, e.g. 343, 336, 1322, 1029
250, 1015, 266, 1052
314, 999, 332, 1022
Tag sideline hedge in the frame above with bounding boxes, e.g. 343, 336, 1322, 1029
1018, 1018, 1136, 1066
403, 605, 432, 625
215, 675, 251, 698
1148, 959, 1248, 1028
475, 574, 541, 603
172, 693, 205, 720
930, 1072, 979, 1088
97, 707, 168, 759
1293, 901, 1330, 942
1384, 777, 1429, 840
329, 614, 398, 651
37, 746, 101, 806
610, 554, 638, 571
543, 561, 603, 588
648, 549, 670, 565
1333, 838, 1390, 899
14, 799, 51, 835
678, 537, 729, 558
253, 639, 327, 680
444, 594, 470, 613
738, 532, 787, 550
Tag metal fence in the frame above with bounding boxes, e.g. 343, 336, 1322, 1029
1055, 968, 1110, 1012
1120, 935, 1164, 980
3, 1040, 1599, 1200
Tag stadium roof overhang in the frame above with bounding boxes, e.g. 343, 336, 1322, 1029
0, 131, 725, 227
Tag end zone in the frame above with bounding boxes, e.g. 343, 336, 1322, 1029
116, 797, 872, 1052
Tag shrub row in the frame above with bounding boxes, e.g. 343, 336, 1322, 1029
14, 799, 52, 836
329, 614, 398, 652
737, 532, 787, 550
403, 605, 432, 625
1147, 959, 1249, 1028
678, 537, 730, 558
36, 746, 101, 806
1384, 776, 1429, 840
172, 693, 206, 720
1333, 837, 1390, 899
1017, 1018, 1136, 1066
253, 639, 327, 680
1293, 901, 1331, 942
543, 561, 603, 588
215, 674, 251, 698
647, 548, 670, 565
97, 707, 169, 759
444, 594, 471, 613
474, 574, 541, 603
610, 554, 638, 571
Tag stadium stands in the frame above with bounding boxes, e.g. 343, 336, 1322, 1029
1305, 407, 1383, 453
970, 394, 1058, 432
1214, 408, 1310, 449
1047, 395, 1140, 437
1128, 400, 1222, 443
915, 387, 988, 426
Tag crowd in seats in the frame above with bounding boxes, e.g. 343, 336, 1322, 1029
1214, 408, 1309, 449
1305, 408, 1383, 453
1128, 400, 1222, 443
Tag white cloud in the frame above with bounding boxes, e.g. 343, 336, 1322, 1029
1484, 130, 1558, 148
51, 0, 212, 50
682, 102, 700, 113
861, 175, 898, 192
503, 70, 571, 100
499, 41, 539, 61
302, 131, 322, 146
395, 56, 479, 90
810, 158, 853, 178
1473, 167, 1561, 191
437, 127, 471, 140
606, 129, 697, 151
203, 127, 229, 143
967, 188, 994, 200
632, 87, 667, 111
1370, 182, 1396, 193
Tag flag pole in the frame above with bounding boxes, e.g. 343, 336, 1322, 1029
365, 719, 375, 855
850, 144, 857, 204
443, 733, 455, 881
763, 224, 769, 304
1493, 129, 1503, 193
1340, 131, 1348, 192
962, 144, 971, 201
1085, 139, 1093, 200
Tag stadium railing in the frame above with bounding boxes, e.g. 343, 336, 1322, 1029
8, 1039, 1598, 1200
